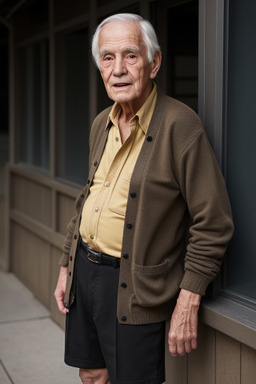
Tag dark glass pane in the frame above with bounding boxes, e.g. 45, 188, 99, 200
226, 0, 256, 301
19, 40, 49, 170
56, 28, 90, 185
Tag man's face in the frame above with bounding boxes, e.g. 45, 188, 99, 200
99, 20, 160, 112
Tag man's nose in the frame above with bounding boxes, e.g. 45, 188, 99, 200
112, 57, 127, 76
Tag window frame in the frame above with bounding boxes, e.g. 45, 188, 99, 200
198, 0, 256, 348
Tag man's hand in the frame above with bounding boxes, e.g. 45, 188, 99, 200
54, 266, 69, 314
168, 289, 201, 357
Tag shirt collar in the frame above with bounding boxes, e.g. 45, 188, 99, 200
105, 83, 157, 134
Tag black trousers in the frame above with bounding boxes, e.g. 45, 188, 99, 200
65, 239, 166, 384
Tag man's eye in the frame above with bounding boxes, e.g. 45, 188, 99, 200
103, 56, 112, 61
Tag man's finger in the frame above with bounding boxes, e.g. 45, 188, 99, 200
185, 340, 192, 354
176, 339, 186, 356
191, 338, 197, 350
168, 338, 178, 357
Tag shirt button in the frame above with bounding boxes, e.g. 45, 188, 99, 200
121, 316, 127, 322
127, 222, 132, 229
115, 137, 119, 142
105, 181, 110, 187
95, 207, 99, 212
121, 282, 127, 288
90, 235, 94, 239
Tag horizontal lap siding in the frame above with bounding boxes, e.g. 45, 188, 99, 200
216, 332, 240, 384
165, 324, 256, 384
10, 174, 52, 227
241, 345, 256, 384
9, 170, 75, 326
56, 193, 76, 235
11, 223, 51, 308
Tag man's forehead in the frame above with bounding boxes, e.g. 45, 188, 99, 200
100, 21, 142, 41
99, 21, 144, 52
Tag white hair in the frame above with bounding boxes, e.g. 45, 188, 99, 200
91, 13, 161, 68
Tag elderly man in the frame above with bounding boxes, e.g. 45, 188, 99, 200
55, 13, 233, 384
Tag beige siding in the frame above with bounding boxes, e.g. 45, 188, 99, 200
188, 324, 215, 384
50, 246, 66, 329
11, 223, 51, 308
10, 174, 52, 227
241, 345, 256, 384
56, 193, 76, 235
216, 332, 240, 384
165, 324, 256, 384
7, 166, 77, 327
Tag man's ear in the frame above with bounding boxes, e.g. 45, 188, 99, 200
150, 50, 162, 80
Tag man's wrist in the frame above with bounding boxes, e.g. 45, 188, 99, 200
178, 289, 201, 306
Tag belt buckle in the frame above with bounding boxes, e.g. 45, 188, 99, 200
87, 248, 101, 264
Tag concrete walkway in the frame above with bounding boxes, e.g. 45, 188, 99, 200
0, 270, 80, 384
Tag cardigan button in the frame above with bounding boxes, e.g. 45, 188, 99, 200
64, 302, 69, 308
93, 161, 98, 166
126, 223, 132, 229
130, 192, 136, 198
147, 135, 153, 142
121, 316, 127, 322
123, 253, 129, 259
74, 234, 77, 240
121, 282, 127, 288
69, 256, 72, 261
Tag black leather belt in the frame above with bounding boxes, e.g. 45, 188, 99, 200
79, 238, 120, 268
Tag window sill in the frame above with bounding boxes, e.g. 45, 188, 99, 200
201, 295, 256, 350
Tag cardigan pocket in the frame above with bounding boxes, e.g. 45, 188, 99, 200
133, 259, 183, 307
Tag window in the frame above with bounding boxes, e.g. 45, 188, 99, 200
55, 28, 90, 185
166, 1, 198, 111
225, 0, 256, 303
18, 40, 49, 170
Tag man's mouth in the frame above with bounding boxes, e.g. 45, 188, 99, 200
114, 83, 130, 87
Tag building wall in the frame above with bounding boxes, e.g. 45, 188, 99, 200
2, 0, 256, 382
165, 323, 256, 384
6, 165, 78, 329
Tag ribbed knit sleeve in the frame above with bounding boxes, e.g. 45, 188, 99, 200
178, 129, 234, 295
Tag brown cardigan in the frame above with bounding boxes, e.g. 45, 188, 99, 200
60, 92, 234, 324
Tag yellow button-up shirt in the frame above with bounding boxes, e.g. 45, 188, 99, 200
80, 84, 157, 257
